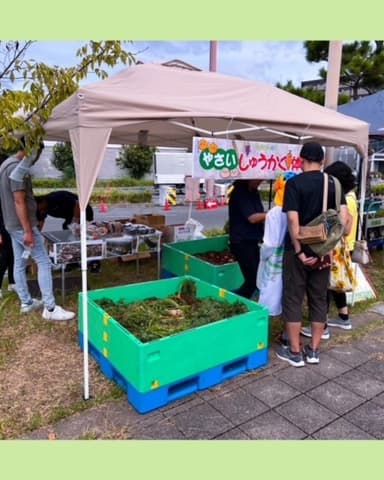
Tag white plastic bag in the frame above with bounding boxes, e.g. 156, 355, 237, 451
257, 206, 287, 316
185, 218, 206, 239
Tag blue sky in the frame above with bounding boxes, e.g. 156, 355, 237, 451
28, 41, 327, 87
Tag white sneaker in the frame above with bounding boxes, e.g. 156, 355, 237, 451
20, 298, 44, 314
42, 305, 75, 321
8, 284, 17, 292
0, 290, 2, 299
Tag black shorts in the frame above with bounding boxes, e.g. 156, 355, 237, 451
282, 250, 329, 324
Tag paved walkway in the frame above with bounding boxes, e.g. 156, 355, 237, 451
24, 305, 384, 440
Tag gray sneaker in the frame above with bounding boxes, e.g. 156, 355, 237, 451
276, 345, 305, 367
280, 332, 290, 349
303, 344, 320, 364
20, 298, 44, 314
300, 326, 330, 340
328, 317, 352, 330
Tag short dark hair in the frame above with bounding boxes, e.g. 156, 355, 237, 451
300, 141, 324, 163
324, 161, 356, 194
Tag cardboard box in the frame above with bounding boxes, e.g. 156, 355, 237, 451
133, 214, 166, 228
120, 251, 151, 263
161, 224, 196, 243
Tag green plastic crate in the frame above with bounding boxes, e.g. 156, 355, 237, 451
79, 275, 268, 393
162, 235, 244, 291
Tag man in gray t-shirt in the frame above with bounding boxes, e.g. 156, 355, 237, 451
0, 155, 38, 233
0, 142, 74, 322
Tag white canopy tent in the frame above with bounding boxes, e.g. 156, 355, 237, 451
43, 63, 370, 398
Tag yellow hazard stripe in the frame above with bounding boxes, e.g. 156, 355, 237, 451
167, 189, 177, 205
226, 184, 234, 204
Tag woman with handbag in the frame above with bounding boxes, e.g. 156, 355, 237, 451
301, 161, 357, 339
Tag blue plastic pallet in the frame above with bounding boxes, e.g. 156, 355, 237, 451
160, 268, 176, 279
79, 333, 268, 414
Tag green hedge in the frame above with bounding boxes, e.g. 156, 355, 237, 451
33, 178, 76, 188
90, 189, 152, 204
32, 187, 152, 204
371, 184, 384, 195
32, 177, 152, 189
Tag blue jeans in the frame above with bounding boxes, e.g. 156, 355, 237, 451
10, 227, 55, 309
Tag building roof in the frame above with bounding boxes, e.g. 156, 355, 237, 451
136, 58, 201, 71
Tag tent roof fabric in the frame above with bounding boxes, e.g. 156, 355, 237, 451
338, 90, 384, 136
44, 63, 369, 156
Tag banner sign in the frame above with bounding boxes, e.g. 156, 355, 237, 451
192, 137, 302, 180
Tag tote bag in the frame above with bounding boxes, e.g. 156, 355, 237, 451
329, 237, 357, 292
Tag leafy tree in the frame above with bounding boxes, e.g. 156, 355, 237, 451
51, 142, 75, 179
276, 80, 350, 106
0, 41, 136, 152
304, 41, 330, 62
116, 145, 156, 179
304, 41, 384, 100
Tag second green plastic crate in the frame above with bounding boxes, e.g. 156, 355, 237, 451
161, 235, 244, 291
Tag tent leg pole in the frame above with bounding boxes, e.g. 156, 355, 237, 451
80, 209, 90, 400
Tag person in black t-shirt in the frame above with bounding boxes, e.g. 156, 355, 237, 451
35, 191, 94, 230
228, 179, 266, 298
276, 142, 349, 367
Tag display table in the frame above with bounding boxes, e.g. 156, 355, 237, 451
43, 228, 162, 303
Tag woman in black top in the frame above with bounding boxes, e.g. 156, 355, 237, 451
228, 179, 266, 298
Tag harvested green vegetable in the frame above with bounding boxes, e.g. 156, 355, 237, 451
96, 280, 248, 342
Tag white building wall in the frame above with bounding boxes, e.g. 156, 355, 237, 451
30, 144, 128, 179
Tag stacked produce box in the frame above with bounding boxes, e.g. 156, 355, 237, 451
161, 235, 244, 291
79, 276, 268, 413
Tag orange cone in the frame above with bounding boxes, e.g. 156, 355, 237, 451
164, 197, 171, 211
99, 198, 108, 213
197, 198, 204, 210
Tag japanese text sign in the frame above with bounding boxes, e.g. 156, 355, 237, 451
192, 137, 302, 180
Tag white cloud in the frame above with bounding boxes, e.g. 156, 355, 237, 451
27, 40, 327, 87
132, 41, 327, 86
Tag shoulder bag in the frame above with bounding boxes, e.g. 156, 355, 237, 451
297, 173, 345, 257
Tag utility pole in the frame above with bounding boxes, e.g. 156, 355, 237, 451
209, 41, 218, 72
324, 41, 343, 167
